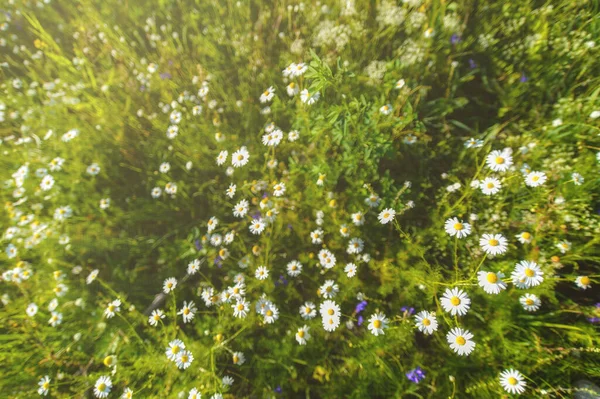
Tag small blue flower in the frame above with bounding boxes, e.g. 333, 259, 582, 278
355, 300, 368, 314
406, 367, 426, 383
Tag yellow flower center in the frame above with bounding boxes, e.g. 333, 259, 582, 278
237, 154, 243, 160
455, 336, 466, 345
495, 156, 505, 164
233, 355, 239, 363
453, 223, 463, 230
489, 239, 499, 246
219, 249, 226, 257
532, 175, 540, 182
580, 276, 590, 286
450, 296, 461, 306
525, 299, 534, 306
383, 212, 390, 218
153, 315, 160, 321
266, 310, 273, 317
180, 355, 188, 363
298, 330, 305, 338
524, 268, 535, 277
422, 318, 431, 326
263, 91, 269, 96
305, 307, 311, 314
486, 273, 498, 283
522, 232, 531, 239
291, 265, 297, 270
373, 320, 382, 329
486, 183, 494, 189
171, 346, 180, 354
237, 304, 244, 311
98, 383, 106, 391
184, 308, 190, 315
108, 305, 115, 312
508, 377, 517, 386
327, 309, 334, 316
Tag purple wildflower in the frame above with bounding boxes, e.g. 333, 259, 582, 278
451, 34, 461, 45
355, 300, 368, 314
468, 59, 477, 69
406, 367, 426, 384
194, 239, 203, 251
401, 306, 415, 316
357, 315, 364, 326
520, 73, 528, 83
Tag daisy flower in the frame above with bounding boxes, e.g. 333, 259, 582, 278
320, 280, 339, 299
94, 376, 112, 398
288, 130, 299, 141
87, 163, 101, 176
480, 177, 502, 195
286, 82, 299, 96
216, 150, 228, 166
351, 212, 365, 226
26, 303, 38, 317
395, 79, 406, 89
318, 249, 336, 269
572, 172, 584, 185
339, 225, 350, 237
414, 311, 438, 335
479, 233, 508, 256
159, 162, 170, 173
520, 294, 541, 311
259, 86, 275, 103
262, 304, 279, 324
40, 175, 54, 191
122, 388, 133, 399
148, 309, 165, 326
151, 187, 162, 198
516, 231, 532, 244
556, 240, 571, 254
477, 271, 507, 294
99, 198, 110, 210
166, 125, 179, 139
228, 283, 246, 299
511, 260, 544, 288
178, 301, 197, 323
293, 62, 308, 76
232, 351, 245, 366
347, 237, 363, 254
575, 276, 591, 290
444, 217, 472, 238
286, 260, 302, 277
499, 369, 526, 395
222, 376, 234, 387
273, 182, 286, 197
316, 174, 325, 186
446, 328, 475, 356
255, 266, 269, 280
166, 339, 185, 361
322, 314, 341, 332
379, 104, 393, 115
295, 325, 311, 345
319, 300, 341, 319
378, 208, 396, 224
165, 182, 177, 195
104, 299, 121, 319
232, 147, 250, 168
163, 277, 177, 294
486, 149, 513, 172
225, 184, 236, 198
38, 376, 50, 396
300, 89, 320, 105
233, 200, 249, 218
233, 299, 250, 318
300, 302, 317, 319
525, 171, 547, 187
344, 262, 357, 277
175, 350, 194, 369
188, 388, 200, 399
249, 219, 266, 235
48, 311, 63, 327
187, 259, 201, 275
440, 288, 471, 316
365, 194, 381, 208
367, 313, 388, 336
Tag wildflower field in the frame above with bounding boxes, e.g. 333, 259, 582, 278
2, 0, 600, 398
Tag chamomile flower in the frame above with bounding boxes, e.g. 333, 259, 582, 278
444, 217, 472, 238
477, 271, 507, 294
207, 217, 218, 232
48, 311, 62, 327
339, 224, 350, 237
293, 62, 308, 76
94, 376, 112, 398
287, 260, 302, 277
232, 147, 250, 168
367, 313, 388, 336
222, 376, 234, 387
87, 163, 101, 176
322, 314, 341, 332
259, 86, 275, 103
262, 303, 279, 324
166, 339, 185, 361
556, 240, 571, 254
520, 294, 541, 311
286, 82, 299, 96
309, 229, 324, 244
233, 199, 249, 218
320, 280, 339, 299
288, 130, 299, 141
479, 233, 508, 256
159, 162, 171, 173
575, 276, 592, 290
178, 301, 197, 323
319, 300, 341, 320
499, 369, 526, 395
188, 388, 200, 399
346, 238, 364, 254
378, 208, 396, 224
255, 266, 269, 280
414, 311, 438, 335
216, 150, 228, 166
572, 172, 584, 185
163, 277, 177, 293
151, 187, 162, 198
300, 89, 320, 105
249, 218, 266, 235
233, 299, 250, 318
446, 328, 475, 356
351, 212, 365, 226
104, 299, 121, 319
166, 125, 179, 139
297, 302, 317, 320
40, 175, 54, 191
480, 177, 502, 195
512, 261, 544, 288
148, 309, 165, 326
395, 79, 406, 89
187, 259, 201, 275
38, 375, 51, 396
295, 325, 311, 345
379, 104, 393, 115
175, 350, 194, 369
516, 231, 533, 244
232, 351, 246, 366
273, 182, 286, 197
440, 288, 471, 316
26, 303, 38, 317
344, 262, 357, 277
122, 388, 133, 399
525, 171, 547, 187
165, 182, 177, 195
365, 194, 381, 208
318, 249, 336, 269
486, 149, 513, 172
